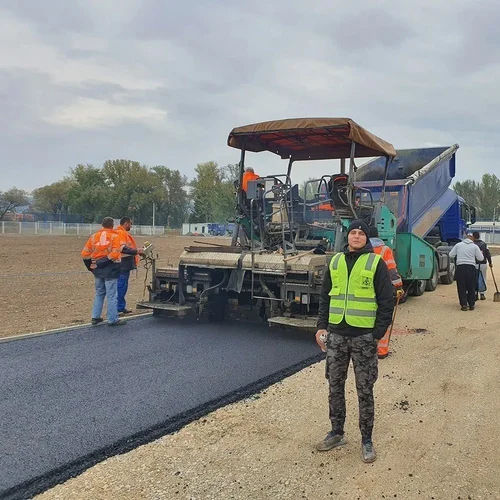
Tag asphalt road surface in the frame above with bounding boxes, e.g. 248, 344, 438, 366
0, 316, 321, 499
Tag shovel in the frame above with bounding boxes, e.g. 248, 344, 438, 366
491, 267, 500, 302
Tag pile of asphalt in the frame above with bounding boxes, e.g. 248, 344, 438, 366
0, 316, 322, 500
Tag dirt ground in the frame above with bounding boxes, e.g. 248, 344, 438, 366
32, 254, 500, 499
0, 234, 229, 338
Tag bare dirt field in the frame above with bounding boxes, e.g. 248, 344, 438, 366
0, 234, 229, 338
33, 254, 500, 499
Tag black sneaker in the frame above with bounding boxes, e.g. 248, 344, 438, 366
480, 294, 486, 300
315, 432, 346, 451
361, 441, 377, 463
469, 306, 475, 311
91, 318, 103, 326
461, 306, 468, 311
108, 319, 127, 327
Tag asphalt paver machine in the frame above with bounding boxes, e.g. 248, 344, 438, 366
138, 118, 399, 328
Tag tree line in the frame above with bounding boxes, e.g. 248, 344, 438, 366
0, 160, 239, 227
2, 167, 498, 225
453, 173, 500, 220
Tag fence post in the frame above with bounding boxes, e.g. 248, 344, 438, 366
1, 221, 4, 234
35, 222, 38, 235
19, 222, 22, 234
77, 223, 80, 236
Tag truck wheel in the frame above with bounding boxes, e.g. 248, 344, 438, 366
440, 260, 455, 284
425, 257, 439, 291
409, 279, 426, 296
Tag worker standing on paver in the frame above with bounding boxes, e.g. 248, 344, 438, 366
472, 231, 493, 301
116, 217, 144, 315
315, 220, 394, 463
81, 217, 126, 327
368, 225, 405, 359
449, 233, 484, 311
241, 166, 259, 192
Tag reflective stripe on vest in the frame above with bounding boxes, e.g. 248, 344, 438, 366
328, 252, 381, 328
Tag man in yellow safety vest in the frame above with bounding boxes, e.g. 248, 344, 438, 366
315, 219, 394, 463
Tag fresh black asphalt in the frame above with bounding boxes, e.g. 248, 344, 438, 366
0, 315, 322, 499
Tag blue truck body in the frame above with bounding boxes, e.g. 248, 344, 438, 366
356, 145, 471, 242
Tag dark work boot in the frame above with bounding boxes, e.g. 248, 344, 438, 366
91, 318, 103, 326
461, 306, 468, 311
108, 319, 127, 327
361, 441, 377, 463
316, 432, 346, 451
480, 294, 486, 300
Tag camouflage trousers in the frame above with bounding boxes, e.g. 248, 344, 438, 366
326, 332, 378, 442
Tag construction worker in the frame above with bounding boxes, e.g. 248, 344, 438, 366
472, 231, 493, 300
241, 167, 259, 192
449, 233, 484, 310
116, 217, 144, 314
368, 226, 404, 359
81, 217, 125, 326
315, 220, 394, 463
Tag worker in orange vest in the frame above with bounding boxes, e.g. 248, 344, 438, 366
115, 217, 144, 314
241, 167, 259, 192
369, 226, 404, 358
81, 217, 125, 326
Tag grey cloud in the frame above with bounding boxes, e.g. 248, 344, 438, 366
0, 0, 499, 191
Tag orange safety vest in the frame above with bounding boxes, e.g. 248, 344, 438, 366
372, 244, 403, 288
242, 171, 259, 192
371, 241, 402, 359
81, 228, 122, 262
115, 225, 140, 266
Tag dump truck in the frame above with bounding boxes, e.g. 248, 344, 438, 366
138, 118, 474, 328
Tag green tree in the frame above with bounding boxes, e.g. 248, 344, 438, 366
477, 173, 500, 220
0, 187, 29, 220
32, 179, 73, 219
213, 164, 238, 222
151, 166, 189, 227
454, 174, 500, 219
66, 164, 110, 222
189, 162, 237, 223
453, 179, 480, 209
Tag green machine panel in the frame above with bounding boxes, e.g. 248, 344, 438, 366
395, 233, 435, 281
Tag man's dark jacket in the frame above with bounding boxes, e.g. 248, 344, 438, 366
316, 242, 394, 340
83, 257, 120, 279
474, 239, 492, 266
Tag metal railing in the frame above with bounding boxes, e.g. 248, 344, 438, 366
0, 221, 176, 236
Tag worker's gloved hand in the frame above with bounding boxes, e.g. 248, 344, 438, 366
315, 329, 328, 352
396, 289, 405, 299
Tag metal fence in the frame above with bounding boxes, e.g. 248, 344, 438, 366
0, 221, 177, 237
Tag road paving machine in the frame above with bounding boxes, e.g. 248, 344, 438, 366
137, 118, 404, 329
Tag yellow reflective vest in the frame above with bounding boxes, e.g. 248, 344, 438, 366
328, 252, 381, 328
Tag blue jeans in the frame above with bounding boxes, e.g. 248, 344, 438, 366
117, 271, 130, 312
92, 277, 118, 324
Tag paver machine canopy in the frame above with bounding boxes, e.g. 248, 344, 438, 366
227, 118, 396, 255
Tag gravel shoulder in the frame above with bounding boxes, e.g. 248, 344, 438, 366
37, 256, 500, 499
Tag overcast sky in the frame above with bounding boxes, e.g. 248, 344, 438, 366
1, 0, 499, 192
